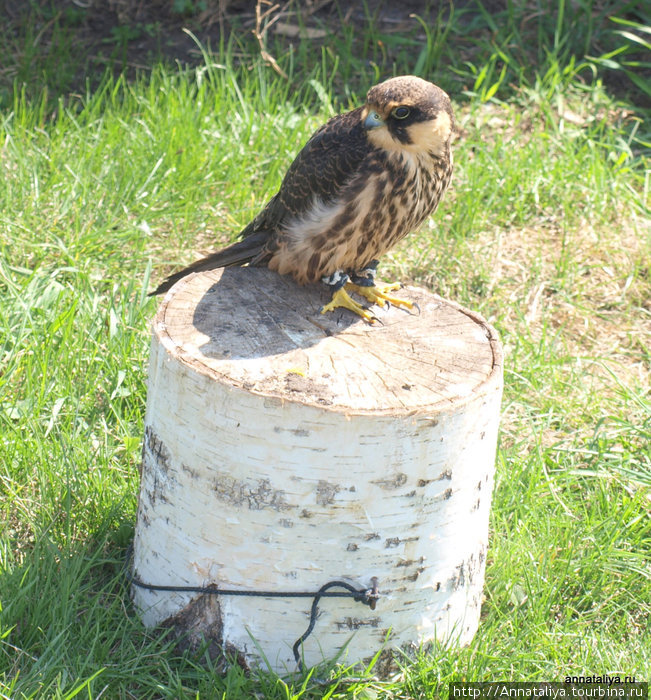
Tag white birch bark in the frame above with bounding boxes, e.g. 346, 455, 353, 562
132, 267, 503, 673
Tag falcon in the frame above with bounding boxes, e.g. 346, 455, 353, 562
151, 75, 454, 322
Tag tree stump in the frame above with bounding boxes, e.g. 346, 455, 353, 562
132, 266, 503, 673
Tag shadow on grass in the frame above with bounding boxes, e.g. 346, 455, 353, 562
2, 0, 648, 111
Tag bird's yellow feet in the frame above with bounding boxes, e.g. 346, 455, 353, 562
320, 286, 379, 323
347, 282, 415, 311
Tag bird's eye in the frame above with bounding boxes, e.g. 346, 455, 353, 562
392, 106, 410, 120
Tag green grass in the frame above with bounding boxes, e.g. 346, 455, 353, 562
1, 2, 650, 697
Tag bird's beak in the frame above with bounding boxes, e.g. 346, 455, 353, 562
364, 110, 385, 130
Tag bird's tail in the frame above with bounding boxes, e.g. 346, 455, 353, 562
149, 230, 270, 296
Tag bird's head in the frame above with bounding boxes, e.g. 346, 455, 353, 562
362, 76, 454, 158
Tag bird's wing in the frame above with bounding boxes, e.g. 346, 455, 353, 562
150, 109, 370, 295
240, 107, 369, 237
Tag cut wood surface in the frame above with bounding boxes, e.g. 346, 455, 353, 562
156, 267, 500, 413
132, 267, 503, 674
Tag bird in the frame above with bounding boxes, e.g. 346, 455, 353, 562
150, 75, 454, 323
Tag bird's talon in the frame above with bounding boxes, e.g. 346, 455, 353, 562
320, 287, 377, 324
346, 282, 414, 313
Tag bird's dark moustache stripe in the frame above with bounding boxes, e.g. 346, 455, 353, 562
391, 126, 413, 144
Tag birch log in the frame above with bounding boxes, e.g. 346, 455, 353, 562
132, 266, 503, 673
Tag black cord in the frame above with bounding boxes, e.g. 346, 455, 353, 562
291, 579, 379, 669
125, 543, 380, 669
